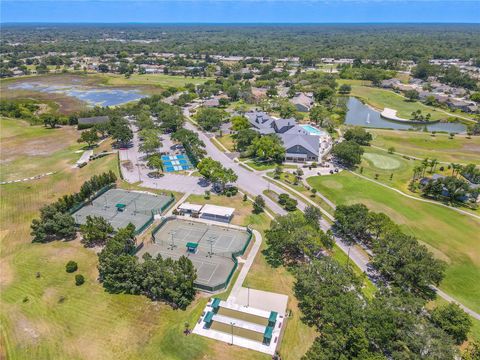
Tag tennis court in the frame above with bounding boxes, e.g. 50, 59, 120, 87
161, 154, 193, 172
72, 189, 173, 232
137, 218, 251, 291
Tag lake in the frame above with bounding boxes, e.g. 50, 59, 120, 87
345, 97, 467, 133
9, 82, 147, 107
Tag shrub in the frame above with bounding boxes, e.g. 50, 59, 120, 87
65, 261, 78, 273
75, 274, 85, 286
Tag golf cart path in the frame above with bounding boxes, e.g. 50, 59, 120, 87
350, 171, 480, 220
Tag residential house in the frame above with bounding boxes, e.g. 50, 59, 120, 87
447, 99, 478, 113
290, 92, 314, 112
381, 78, 401, 88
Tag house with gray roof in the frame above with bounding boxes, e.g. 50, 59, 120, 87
290, 92, 314, 112
245, 111, 320, 162
279, 133, 319, 162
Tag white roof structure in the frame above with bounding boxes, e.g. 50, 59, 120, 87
200, 204, 235, 218
178, 202, 203, 212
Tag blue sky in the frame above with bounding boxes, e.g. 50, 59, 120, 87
1, 1, 479, 24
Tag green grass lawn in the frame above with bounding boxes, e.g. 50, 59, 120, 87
97, 73, 211, 88
370, 129, 480, 165
266, 172, 336, 216
356, 146, 416, 192
243, 160, 298, 172
338, 79, 474, 122
0, 120, 272, 360
215, 134, 236, 152
0, 117, 84, 182
307, 172, 480, 315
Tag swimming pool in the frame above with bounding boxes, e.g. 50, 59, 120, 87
161, 154, 193, 172
300, 124, 327, 136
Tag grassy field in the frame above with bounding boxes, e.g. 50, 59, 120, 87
0, 117, 84, 182
338, 79, 474, 122
0, 120, 275, 360
243, 160, 298, 172
266, 172, 336, 216
215, 134, 236, 152
370, 129, 480, 165
356, 146, 416, 192
307, 172, 480, 318
96, 73, 211, 88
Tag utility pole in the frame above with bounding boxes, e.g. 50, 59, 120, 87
169, 230, 176, 249
230, 321, 235, 345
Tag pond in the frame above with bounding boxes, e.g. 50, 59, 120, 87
9, 82, 147, 107
345, 97, 467, 133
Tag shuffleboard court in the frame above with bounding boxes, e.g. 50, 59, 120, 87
137, 218, 251, 291
72, 188, 173, 232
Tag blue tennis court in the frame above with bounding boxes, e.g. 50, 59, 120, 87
162, 154, 193, 172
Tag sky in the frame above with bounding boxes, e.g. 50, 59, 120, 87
1, 0, 480, 24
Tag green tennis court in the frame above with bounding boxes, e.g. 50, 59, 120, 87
137, 218, 251, 291
72, 189, 173, 232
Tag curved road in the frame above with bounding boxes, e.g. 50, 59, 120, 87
182, 106, 480, 321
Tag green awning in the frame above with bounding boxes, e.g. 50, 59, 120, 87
186, 242, 199, 249
268, 311, 278, 324
211, 298, 221, 309
115, 203, 126, 209
204, 311, 214, 324
263, 326, 273, 340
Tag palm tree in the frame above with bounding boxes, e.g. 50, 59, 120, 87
430, 159, 438, 173
421, 158, 429, 177
412, 165, 423, 181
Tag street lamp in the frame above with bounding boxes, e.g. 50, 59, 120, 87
230, 321, 235, 345
168, 230, 176, 249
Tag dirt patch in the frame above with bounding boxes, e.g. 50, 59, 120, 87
11, 312, 50, 345
0, 256, 14, 287
461, 143, 480, 152
34, 103, 51, 116
41, 287, 60, 306
121, 160, 134, 171
65, 335, 105, 360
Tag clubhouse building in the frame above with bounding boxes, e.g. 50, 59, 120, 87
245, 110, 330, 162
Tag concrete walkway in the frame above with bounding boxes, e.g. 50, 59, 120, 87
228, 229, 262, 304
0, 171, 56, 185
433, 286, 480, 321
75, 149, 93, 167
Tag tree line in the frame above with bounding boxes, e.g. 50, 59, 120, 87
334, 203, 445, 299
30, 171, 117, 243
3, 24, 480, 60
97, 223, 197, 309
263, 207, 473, 358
